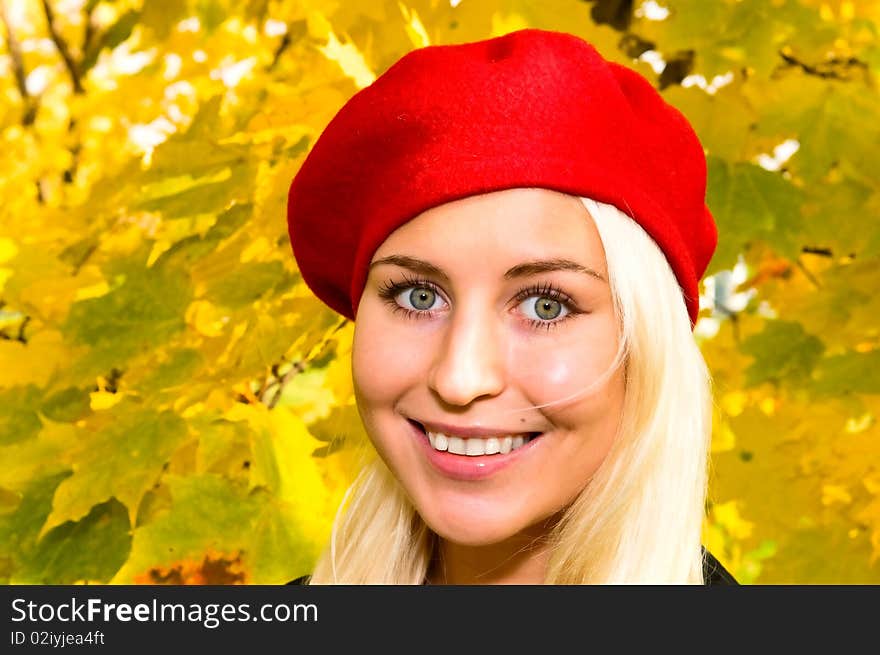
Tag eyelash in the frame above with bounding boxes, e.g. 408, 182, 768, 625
377, 273, 582, 332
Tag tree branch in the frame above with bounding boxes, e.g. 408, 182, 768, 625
81, 0, 97, 60
1, 0, 38, 124
41, 0, 84, 94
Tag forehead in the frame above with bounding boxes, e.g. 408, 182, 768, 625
372, 188, 607, 274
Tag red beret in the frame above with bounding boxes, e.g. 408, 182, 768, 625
287, 28, 717, 327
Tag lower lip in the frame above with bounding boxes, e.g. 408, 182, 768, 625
409, 420, 544, 482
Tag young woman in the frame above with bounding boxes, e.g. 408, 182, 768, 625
285, 28, 736, 584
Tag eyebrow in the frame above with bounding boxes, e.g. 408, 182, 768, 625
368, 255, 606, 283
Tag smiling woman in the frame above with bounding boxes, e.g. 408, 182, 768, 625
285, 28, 734, 584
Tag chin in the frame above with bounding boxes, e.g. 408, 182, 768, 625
419, 507, 526, 547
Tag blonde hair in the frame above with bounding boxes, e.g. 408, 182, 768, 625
308, 196, 713, 584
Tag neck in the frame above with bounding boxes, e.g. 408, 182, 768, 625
425, 521, 557, 585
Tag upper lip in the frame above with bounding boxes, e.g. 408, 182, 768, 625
410, 418, 541, 438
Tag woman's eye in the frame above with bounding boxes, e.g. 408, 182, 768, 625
518, 295, 570, 322
382, 280, 575, 326
396, 286, 443, 311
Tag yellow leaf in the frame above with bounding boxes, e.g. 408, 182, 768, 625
216, 320, 249, 365
701, 523, 728, 564
100, 224, 143, 255
240, 236, 271, 263
205, 388, 233, 412
863, 474, 880, 495
306, 10, 333, 40
0, 237, 18, 263
74, 279, 111, 300
399, 2, 430, 48
180, 401, 205, 418
147, 239, 172, 267
224, 402, 337, 544
721, 390, 748, 417
0, 330, 68, 388
0, 268, 13, 292
821, 483, 852, 506
185, 300, 229, 337
491, 12, 529, 37
720, 46, 746, 62
310, 12, 375, 89
90, 391, 123, 411
712, 500, 755, 539
759, 397, 777, 416
324, 322, 355, 404
845, 412, 874, 433
20, 275, 84, 324
712, 416, 737, 453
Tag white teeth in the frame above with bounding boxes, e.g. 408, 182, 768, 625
426, 431, 535, 456
447, 436, 466, 455
465, 439, 484, 456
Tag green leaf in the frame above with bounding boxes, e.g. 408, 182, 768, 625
0, 472, 71, 583
16, 498, 131, 584
706, 157, 804, 275
40, 387, 92, 423
152, 203, 253, 271
63, 245, 193, 365
81, 10, 141, 74
636, 0, 837, 78
306, 402, 365, 458
113, 474, 317, 584
206, 260, 287, 307
0, 386, 42, 446
138, 348, 205, 394
661, 83, 755, 161
192, 415, 252, 476
811, 350, 880, 396
140, 0, 189, 39
197, 0, 228, 33
0, 422, 77, 494
135, 164, 256, 219
42, 403, 190, 533
745, 73, 880, 184
741, 320, 825, 388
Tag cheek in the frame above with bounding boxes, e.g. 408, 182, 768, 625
509, 329, 620, 418
351, 312, 432, 405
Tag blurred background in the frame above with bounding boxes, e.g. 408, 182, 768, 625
0, 0, 878, 584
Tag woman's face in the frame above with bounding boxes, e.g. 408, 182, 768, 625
351, 188, 625, 546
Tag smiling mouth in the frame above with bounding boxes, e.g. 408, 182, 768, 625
408, 419, 543, 456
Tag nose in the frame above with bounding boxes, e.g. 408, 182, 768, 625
427, 302, 507, 407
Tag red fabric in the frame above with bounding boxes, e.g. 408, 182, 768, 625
287, 28, 717, 327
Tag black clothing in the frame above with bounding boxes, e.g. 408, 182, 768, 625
286, 546, 738, 585
702, 546, 739, 585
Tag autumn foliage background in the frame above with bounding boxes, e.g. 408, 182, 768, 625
0, 0, 878, 584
